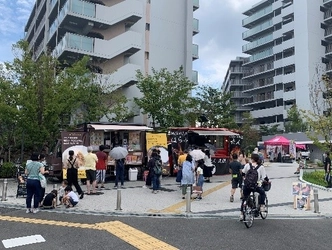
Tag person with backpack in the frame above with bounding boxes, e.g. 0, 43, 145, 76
63, 150, 84, 199
239, 153, 269, 221
148, 151, 162, 194
229, 153, 243, 202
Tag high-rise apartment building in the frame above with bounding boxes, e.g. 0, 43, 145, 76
238, 0, 324, 129
24, 0, 199, 124
222, 57, 252, 126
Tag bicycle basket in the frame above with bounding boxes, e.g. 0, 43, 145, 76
262, 181, 271, 192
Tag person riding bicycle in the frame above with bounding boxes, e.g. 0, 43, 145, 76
239, 153, 269, 221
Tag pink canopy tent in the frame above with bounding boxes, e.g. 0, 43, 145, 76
264, 136, 290, 146
264, 135, 306, 149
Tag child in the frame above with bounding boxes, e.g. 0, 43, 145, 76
195, 162, 204, 200
58, 180, 68, 205
63, 186, 79, 208
41, 190, 57, 209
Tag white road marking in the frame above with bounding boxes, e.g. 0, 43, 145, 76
2, 235, 45, 248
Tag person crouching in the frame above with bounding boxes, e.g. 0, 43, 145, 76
63, 186, 79, 208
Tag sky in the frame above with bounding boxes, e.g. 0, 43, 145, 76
0, 0, 258, 88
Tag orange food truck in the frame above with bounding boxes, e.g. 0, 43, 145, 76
168, 127, 242, 175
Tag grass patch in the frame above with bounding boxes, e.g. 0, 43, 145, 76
302, 170, 327, 187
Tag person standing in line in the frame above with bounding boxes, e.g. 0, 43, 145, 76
195, 162, 204, 200
148, 151, 162, 194
38, 154, 48, 206
181, 154, 195, 199
325, 152, 331, 188
84, 147, 98, 194
64, 150, 84, 199
229, 153, 243, 202
96, 145, 108, 189
25, 153, 47, 214
114, 158, 125, 188
203, 149, 213, 182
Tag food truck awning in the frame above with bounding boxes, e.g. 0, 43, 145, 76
89, 124, 153, 131
190, 130, 239, 136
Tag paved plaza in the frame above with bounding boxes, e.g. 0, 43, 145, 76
0, 162, 331, 218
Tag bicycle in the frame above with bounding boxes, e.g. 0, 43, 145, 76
242, 190, 268, 228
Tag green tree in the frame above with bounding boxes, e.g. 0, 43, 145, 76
284, 104, 307, 133
195, 86, 237, 129
259, 124, 282, 136
0, 40, 131, 156
134, 67, 196, 129
302, 67, 332, 151
240, 112, 260, 153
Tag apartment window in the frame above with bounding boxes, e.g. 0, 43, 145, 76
145, 52, 149, 60
145, 23, 150, 31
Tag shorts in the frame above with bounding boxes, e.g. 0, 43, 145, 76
85, 169, 96, 182
231, 177, 242, 189
96, 170, 106, 183
69, 197, 78, 207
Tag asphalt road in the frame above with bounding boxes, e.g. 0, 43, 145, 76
0, 207, 331, 250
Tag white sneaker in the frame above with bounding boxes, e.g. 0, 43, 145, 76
260, 205, 266, 212
26, 209, 31, 214
239, 214, 244, 221
32, 208, 40, 214
142, 185, 147, 188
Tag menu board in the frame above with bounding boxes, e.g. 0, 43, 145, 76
108, 151, 143, 166
146, 132, 167, 151
128, 132, 141, 151
90, 131, 104, 151
61, 131, 87, 152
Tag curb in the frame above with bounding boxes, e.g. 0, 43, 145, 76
299, 170, 332, 192
0, 203, 331, 220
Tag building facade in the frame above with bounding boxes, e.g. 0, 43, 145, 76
239, 0, 324, 129
24, 0, 199, 125
222, 57, 252, 126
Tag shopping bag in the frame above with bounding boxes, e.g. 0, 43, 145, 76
176, 169, 182, 182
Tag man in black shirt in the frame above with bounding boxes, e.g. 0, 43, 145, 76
229, 153, 243, 202
325, 152, 331, 188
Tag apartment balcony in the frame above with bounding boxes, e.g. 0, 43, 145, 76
324, 9, 332, 24
326, 62, 332, 74
242, 19, 273, 41
324, 0, 332, 7
326, 44, 332, 58
231, 92, 250, 99
284, 90, 295, 101
192, 70, 198, 83
192, 44, 199, 60
48, 0, 143, 42
281, 3, 294, 17
243, 48, 273, 65
95, 63, 141, 89
325, 27, 332, 40
229, 67, 245, 74
193, 18, 199, 35
230, 80, 245, 86
52, 31, 142, 60
283, 72, 295, 83
25, 0, 46, 38
251, 106, 283, 118
243, 61, 274, 79
242, 33, 273, 53
242, 5, 273, 28
193, 0, 199, 11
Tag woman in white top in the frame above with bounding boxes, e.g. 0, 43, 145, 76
203, 149, 213, 182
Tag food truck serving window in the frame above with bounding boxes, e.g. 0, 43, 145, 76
212, 136, 224, 149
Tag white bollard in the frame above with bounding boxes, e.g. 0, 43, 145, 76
115, 189, 122, 210
1, 179, 8, 201
185, 186, 191, 213
313, 188, 320, 213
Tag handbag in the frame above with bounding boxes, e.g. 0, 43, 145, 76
39, 173, 47, 188
176, 169, 182, 182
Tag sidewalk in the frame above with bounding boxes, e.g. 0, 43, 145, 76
0, 162, 331, 218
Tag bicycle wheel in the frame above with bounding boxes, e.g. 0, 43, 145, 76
243, 200, 254, 228
260, 196, 268, 219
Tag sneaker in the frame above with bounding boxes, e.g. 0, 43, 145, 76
121, 185, 125, 189
114, 186, 117, 189
239, 214, 244, 221
79, 193, 84, 199
230, 195, 234, 202
142, 185, 147, 188
32, 208, 40, 214
26, 208, 31, 214
260, 205, 266, 212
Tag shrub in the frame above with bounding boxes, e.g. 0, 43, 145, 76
302, 170, 326, 187
0, 162, 15, 178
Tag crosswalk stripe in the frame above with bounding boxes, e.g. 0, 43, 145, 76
2, 235, 45, 248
